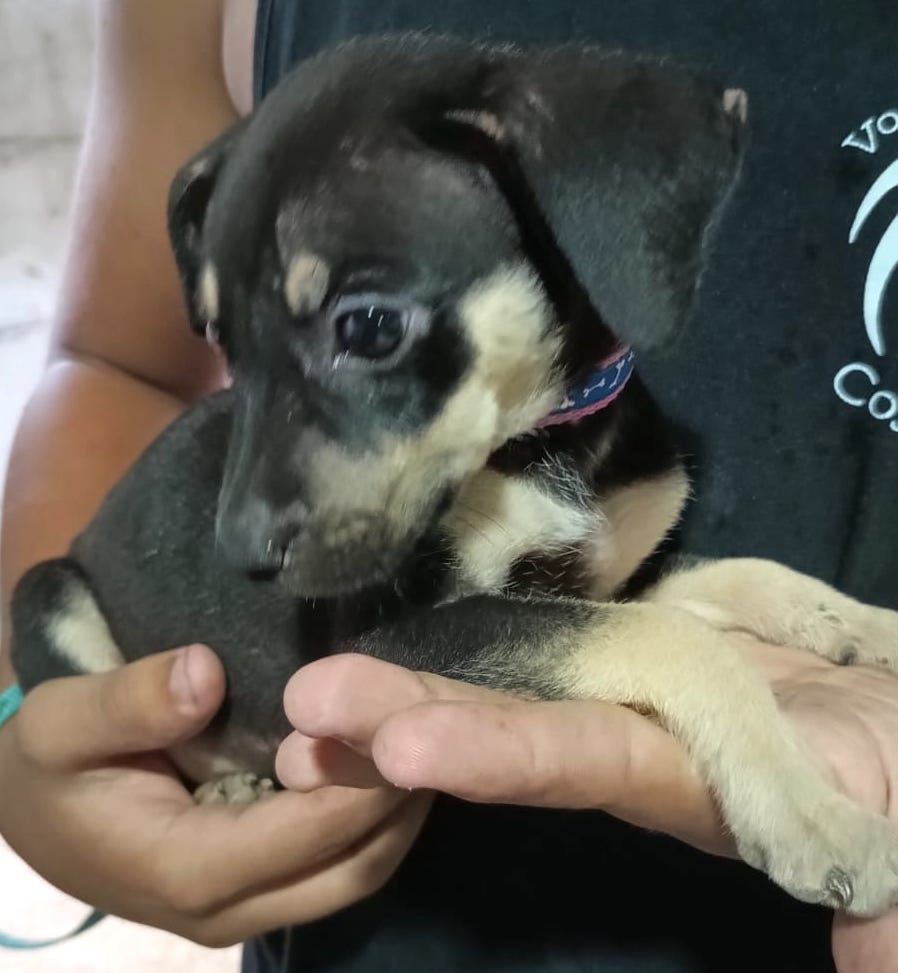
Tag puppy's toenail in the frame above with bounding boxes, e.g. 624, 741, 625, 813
825, 867, 854, 910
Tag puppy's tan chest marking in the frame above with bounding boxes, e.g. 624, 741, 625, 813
587, 469, 689, 600
443, 468, 602, 595
444, 465, 689, 600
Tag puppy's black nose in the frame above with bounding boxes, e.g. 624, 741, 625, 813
246, 532, 293, 578
216, 495, 304, 576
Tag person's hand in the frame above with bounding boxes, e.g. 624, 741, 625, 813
0, 645, 431, 947
276, 644, 898, 973
763, 648, 898, 973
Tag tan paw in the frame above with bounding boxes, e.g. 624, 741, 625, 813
808, 601, 898, 672
193, 773, 275, 806
730, 781, 898, 916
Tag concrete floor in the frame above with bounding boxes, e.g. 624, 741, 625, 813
0, 2, 240, 970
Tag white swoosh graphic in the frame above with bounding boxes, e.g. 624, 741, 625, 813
849, 156, 898, 357
862, 215, 898, 357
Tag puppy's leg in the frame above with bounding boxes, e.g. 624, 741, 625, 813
11, 560, 277, 804
645, 557, 898, 670
10, 558, 124, 690
355, 595, 898, 915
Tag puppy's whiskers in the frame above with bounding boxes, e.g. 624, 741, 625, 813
453, 501, 512, 540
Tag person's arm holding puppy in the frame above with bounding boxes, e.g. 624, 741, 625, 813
0, 0, 427, 943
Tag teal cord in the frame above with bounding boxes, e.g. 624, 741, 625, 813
0, 909, 106, 950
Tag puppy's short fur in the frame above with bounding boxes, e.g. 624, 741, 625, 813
11, 35, 898, 916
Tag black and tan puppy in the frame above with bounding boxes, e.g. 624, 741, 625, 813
11, 35, 898, 916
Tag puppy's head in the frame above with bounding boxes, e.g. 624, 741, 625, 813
168, 35, 745, 597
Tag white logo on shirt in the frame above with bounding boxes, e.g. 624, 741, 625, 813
833, 112, 898, 433
842, 111, 898, 156
849, 156, 898, 357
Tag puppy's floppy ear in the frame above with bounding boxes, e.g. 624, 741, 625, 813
434, 51, 746, 348
167, 121, 247, 335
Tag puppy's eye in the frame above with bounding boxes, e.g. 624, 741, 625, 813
333, 302, 409, 360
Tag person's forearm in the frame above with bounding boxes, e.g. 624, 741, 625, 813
0, 357, 188, 686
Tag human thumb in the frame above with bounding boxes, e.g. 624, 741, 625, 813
14, 644, 226, 769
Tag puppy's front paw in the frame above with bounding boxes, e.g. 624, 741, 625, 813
732, 782, 898, 916
812, 601, 898, 672
194, 773, 275, 806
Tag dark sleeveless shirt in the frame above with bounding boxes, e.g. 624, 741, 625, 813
245, 3, 898, 970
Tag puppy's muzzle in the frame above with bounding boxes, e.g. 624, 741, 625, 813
216, 494, 305, 576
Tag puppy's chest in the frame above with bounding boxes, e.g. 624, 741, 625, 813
441, 467, 605, 600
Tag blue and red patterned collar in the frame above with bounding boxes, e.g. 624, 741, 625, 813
537, 345, 635, 429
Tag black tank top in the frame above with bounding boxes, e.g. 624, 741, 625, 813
245, 3, 898, 971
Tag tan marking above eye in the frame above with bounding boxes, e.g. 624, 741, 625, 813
198, 262, 220, 322
285, 252, 331, 315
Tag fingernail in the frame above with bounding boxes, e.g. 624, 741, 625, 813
169, 646, 198, 711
